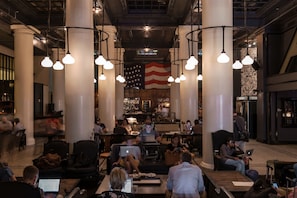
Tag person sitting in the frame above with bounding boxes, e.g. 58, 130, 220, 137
122, 118, 132, 134
167, 151, 205, 198
113, 137, 142, 174
12, 118, 25, 134
220, 137, 245, 175
23, 165, 45, 198
112, 120, 129, 144
139, 116, 161, 143
166, 133, 187, 153
98, 167, 134, 198
0, 116, 13, 132
0, 162, 16, 182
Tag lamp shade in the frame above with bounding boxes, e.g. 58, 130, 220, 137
242, 54, 254, 65
217, 52, 230, 63
187, 55, 198, 66
95, 54, 106, 65
99, 73, 106, 80
185, 62, 195, 70
41, 56, 53, 67
119, 76, 126, 83
103, 60, 114, 70
116, 74, 122, 81
168, 76, 174, 82
197, 74, 203, 81
175, 77, 180, 83
180, 73, 186, 81
62, 53, 75, 64
53, 60, 64, 70
232, 60, 243, 69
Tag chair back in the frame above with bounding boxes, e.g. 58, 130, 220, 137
0, 181, 42, 198
44, 140, 69, 159
211, 130, 233, 151
73, 140, 98, 164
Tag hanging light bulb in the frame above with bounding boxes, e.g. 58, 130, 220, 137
185, 62, 195, 70
242, 54, 254, 65
175, 77, 180, 83
168, 76, 174, 82
53, 60, 64, 70
95, 54, 106, 65
186, 55, 198, 69
197, 74, 203, 81
232, 60, 243, 69
41, 56, 53, 67
94, 78, 97, 83
217, 26, 230, 63
119, 76, 126, 83
186, 5, 198, 70
62, 27, 75, 64
180, 73, 186, 81
116, 74, 122, 81
103, 60, 114, 70
99, 73, 106, 80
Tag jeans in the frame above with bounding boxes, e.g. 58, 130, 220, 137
225, 159, 245, 175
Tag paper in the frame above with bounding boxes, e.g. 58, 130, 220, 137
232, 181, 254, 187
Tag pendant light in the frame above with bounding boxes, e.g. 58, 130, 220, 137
95, 2, 106, 66
53, 46, 64, 70
99, 66, 106, 80
186, 3, 198, 70
233, 48, 243, 69
41, 0, 53, 68
62, 27, 75, 64
217, 26, 230, 63
180, 60, 186, 81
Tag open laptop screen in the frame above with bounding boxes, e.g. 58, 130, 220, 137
121, 178, 133, 193
38, 178, 60, 193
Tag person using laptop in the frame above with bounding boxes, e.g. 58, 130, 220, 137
113, 137, 142, 174
98, 167, 134, 198
23, 165, 44, 198
139, 116, 161, 143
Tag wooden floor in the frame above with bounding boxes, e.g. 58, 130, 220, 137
1, 138, 297, 177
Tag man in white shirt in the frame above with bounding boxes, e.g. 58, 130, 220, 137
167, 151, 205, 198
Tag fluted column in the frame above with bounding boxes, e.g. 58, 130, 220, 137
115, 48, 125, 120
11, 25, 39, 145
52, 48, 65, 115
169, 48, 180, 121
98, 25, 116, 131
65, 0, 94, 143
178, 25, 198, 125
200, 0, 233, 169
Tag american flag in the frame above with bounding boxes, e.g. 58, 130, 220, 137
124, 62, 171, 89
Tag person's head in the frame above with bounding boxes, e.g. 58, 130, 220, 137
145, 116, 152, 125
226, 137, 235, 148
181, 151, 192, 163
1, 116, 8, 122
194, 119, 199, 125
109, 167, 127, 190
23, 165, 39, 187
123, 118, 129, 126
14, 118, 20, 124
171, 133, 181, 145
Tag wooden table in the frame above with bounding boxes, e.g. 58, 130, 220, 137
96, 175, 168, 198
203, 170, 252, 198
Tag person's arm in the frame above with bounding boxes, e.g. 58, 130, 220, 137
220, 144, 237, 160
167, 168, 173, 191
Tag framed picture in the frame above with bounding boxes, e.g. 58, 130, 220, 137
142, 100, 151, 112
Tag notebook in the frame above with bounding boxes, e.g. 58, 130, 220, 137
38, 178, 60, 193
122, 178, 133, 193
119, 146, 136, 157
142, 135, 156, 143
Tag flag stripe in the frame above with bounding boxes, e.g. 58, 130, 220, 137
145, 62, 171, 89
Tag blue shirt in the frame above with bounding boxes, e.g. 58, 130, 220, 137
167, 162, 205, 197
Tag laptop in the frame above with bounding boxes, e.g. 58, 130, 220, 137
38, 178, 60, 193
119, 146, 136, 157
121, 178, 133, 193
142, 135, 156, 143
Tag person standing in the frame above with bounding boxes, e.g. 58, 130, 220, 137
167, 151, 205, 198
233, 112, 248, 151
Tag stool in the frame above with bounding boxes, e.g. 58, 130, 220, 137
99, 152, 110, 172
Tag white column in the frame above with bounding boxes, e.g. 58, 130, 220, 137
169, 48, 180, 121
65, 0, 94, 143
11, 25, 39, 145
178, 25, 198, 125
52, 48, 65, 113
98, 25, 116, 132
115, 48, 125, 120
200, 0, 233, 169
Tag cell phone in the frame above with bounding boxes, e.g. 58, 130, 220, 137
272, 182, 278, 189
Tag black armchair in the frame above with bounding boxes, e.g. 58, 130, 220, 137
0, 181, 42, 198
33, 140, 69, 178
211, 130, 236, 171
66, 140, 99, 179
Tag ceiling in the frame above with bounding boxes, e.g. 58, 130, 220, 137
0, 0, 296, 65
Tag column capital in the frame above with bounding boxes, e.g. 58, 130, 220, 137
11, 24, 40, 34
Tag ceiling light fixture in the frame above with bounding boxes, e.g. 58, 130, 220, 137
217, 26, 230, 63
62, 27, 75, 64
197, 74, 203, 81
103, 37, 114, 70
232, 48, 243, 69
99, 66, 106, 80
95, 3, 106, 66
180, 62, 186, 81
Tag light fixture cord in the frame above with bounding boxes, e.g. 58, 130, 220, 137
46, 0, 51, 56
222, 26, 225, 53
66, 27, 70, 53
244, 0, 249, 55
190, 2, 194, 56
